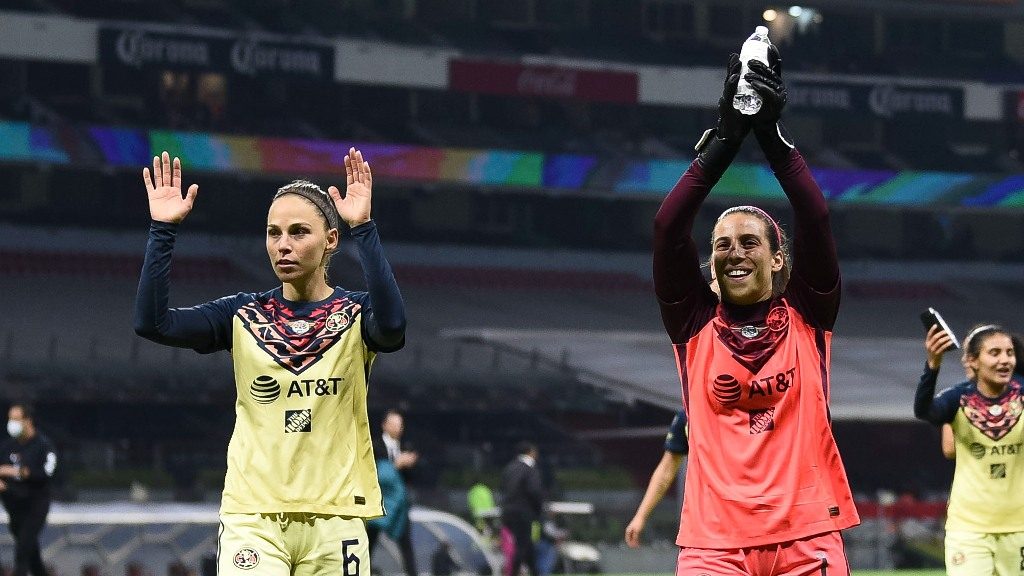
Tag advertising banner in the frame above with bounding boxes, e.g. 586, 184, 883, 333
99, 26, 333, 80
788, 81, 962, 118
449, 59, 638, 104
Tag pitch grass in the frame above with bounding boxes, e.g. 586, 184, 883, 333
582, 571, 945, 576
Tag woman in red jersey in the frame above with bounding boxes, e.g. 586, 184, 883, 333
652, 48, 859, 576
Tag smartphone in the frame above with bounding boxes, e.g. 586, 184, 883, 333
920, 307, 960, 349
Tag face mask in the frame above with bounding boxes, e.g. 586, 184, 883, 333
7, 420, 23, 438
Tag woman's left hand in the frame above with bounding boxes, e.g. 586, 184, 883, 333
329, 147, 372, 228
745, 46, 786, 127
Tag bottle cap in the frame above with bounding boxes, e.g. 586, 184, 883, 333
755, 25, 769, 35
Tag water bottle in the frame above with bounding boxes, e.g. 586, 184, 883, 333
732, 26, 772, 115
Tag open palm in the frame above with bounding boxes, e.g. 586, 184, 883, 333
329, 148, 372, 228
143, 151, 198, 224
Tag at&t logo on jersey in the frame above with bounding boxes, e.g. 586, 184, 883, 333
250, 376, 281, 404
287, 377, 343, 397
285, 409, 312, 433
233, 548, 259, 570
711, 367, 796, 410
251, 376, 345, 404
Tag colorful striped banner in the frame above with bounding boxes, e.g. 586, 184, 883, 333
3, 120, 1024, 207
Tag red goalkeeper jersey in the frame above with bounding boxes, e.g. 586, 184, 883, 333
653, 149, 860, 549
671, 296, 858, 548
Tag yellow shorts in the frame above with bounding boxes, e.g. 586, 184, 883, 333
945, 530, 1024, 576
218, 513, 369, 576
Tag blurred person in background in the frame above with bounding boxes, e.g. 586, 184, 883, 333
624, 410, 688, 548
653, 44, 860, 575
500, 442, 544, 576
914, 324, 1024, 576
381, 410, 419, 480
0, 403, 57, 576
134, 149, 406, 576
467, 475, 498, 537
367, 416, 416, 576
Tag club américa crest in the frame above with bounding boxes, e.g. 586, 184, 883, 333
766, 306, 789, 332
326, 311, 351, 332
233, 548, 259, 570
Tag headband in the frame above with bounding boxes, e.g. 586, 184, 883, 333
719, 205, 783, 249
964, 324, 1002, 350
274, 182, 341, 232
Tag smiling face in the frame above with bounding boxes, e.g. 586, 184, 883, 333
266, 194, 338, 285
966, 332, 1016, 392
711, 212, 784, 305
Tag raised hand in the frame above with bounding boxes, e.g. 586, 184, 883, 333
716, 53, 750, 141
925, 324, 956, 370
142, 151, 199, 224
745, 46, 787, 127
328, 148, 372, 228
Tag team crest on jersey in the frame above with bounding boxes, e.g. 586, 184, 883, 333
233, 548, 259, 570
961, 382, 1022, 441
765, 306, 789, 332
712, 299, 793, 374
238, 297, 361, 375
325, 311, 351, 332
288, 320, 311, 335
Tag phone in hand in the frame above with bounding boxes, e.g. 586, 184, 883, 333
920, 307, 960, 349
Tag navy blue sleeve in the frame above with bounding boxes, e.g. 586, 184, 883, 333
664, 411, 689, 455
913, 363, 962, 425
350, 221, 406, 353
133, 220, 247, 353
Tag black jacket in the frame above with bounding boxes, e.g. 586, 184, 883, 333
500, 457, 543, 522
0, 432, 57, 501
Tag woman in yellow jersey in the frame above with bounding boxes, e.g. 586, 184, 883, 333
914, 324, 1024, 576
134, 149, 405, 576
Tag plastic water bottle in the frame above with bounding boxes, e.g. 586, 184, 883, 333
732, 26, 772, 115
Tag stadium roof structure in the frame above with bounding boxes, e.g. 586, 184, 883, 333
441, 328, 966, 422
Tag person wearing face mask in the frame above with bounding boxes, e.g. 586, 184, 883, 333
914, 324, 1024, 576
0, 403, 58, 576
653, 45, 859, 576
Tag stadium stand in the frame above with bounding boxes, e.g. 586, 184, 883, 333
4, 0, 1024, 571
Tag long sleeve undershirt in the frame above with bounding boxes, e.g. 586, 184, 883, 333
652, 148, 839, 343
134, 220, 406, 353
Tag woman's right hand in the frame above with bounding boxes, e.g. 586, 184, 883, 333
925, 324, 955, 370
143, 151, 199, 224
624, 516, 645, 548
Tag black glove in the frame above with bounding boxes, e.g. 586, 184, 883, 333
696, 53, 750, 177
744, 45, 795, 164
717, 53, 751, 141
